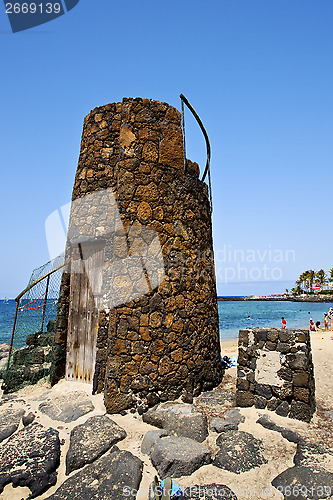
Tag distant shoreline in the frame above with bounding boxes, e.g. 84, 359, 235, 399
218, 295, 333, 303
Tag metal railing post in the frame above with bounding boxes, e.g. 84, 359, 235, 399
40, 274, 50, 332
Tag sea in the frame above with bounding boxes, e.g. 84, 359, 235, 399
0, 299, 58, 348
218, 299, 333, 341
0, 298, 332, 347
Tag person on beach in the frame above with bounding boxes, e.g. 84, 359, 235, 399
316, 321, 321, 330
310, 319, 317, 331
281, 317, 286, 329
324, 313, 329, 331
328, 308, 333, 331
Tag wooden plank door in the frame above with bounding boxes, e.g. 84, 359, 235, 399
66, 242, 104, 384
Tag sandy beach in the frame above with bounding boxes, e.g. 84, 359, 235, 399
0, 331, 332, 500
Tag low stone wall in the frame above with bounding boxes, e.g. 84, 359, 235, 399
236, 328, 316, 422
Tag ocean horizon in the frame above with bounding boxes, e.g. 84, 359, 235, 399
1, 298, 333, 347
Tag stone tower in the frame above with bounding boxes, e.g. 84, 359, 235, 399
52, 97, 223, 413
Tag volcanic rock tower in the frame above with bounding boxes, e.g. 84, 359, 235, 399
52, 97, 223, 413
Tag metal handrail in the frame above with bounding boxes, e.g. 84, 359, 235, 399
180, 94, 211, 182
15, 262, 65, 302
7, 262, 65, 364
179, 94, 212, 210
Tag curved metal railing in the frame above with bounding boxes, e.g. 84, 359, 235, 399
180, 94, 213, 210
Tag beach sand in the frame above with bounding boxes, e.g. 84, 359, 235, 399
0, 332, 332, 500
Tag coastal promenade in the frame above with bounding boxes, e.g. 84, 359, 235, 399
219, 294, 333, 302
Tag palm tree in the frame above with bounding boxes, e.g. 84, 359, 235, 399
329, 268, 333, 290
308, 269, 316, 289
297, 271, 309, 292
306, 269, 316, 291
315, 269, 327, 290
291, 284, 302, 295
296, 272, 307, 292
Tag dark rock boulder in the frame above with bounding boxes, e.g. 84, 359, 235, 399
213, 430, 267, 473
195, 389, 236, 412
294, 440, 333, 469
66, 414, 127, 474
289, 400, 313, 423
210, 409, 245, 433
0, 422, 60, 497
142, 402, 208, 442
141, 429, 169, 455
0, 343, 10, 370
256, 414, 301, 443
149, 435, 211, 479
0, 406, 25, 442
263, 417, 333, 499
39, 391, 94, 422
22, 412, 36, 426
272, 466, 333, 500
45, 447, 143, 500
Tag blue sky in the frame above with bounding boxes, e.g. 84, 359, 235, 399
1, 0, 332, 297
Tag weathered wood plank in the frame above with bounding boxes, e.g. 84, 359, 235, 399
66, 242, 104, 384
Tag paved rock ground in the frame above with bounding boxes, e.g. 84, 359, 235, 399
66, 414, 127, 474
260, 414, 333, 499
293, 439, 333, 468
45, 447, 143, 500
213, 430, 268, 473
0, 374, 331, 500
142, 402, 208, 442
0, 422, 60, 497
38, 391, 94, 422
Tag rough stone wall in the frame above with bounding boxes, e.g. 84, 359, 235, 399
3, 321, 56, 393
52, 97, 223, 413
236, 328, 316, 422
